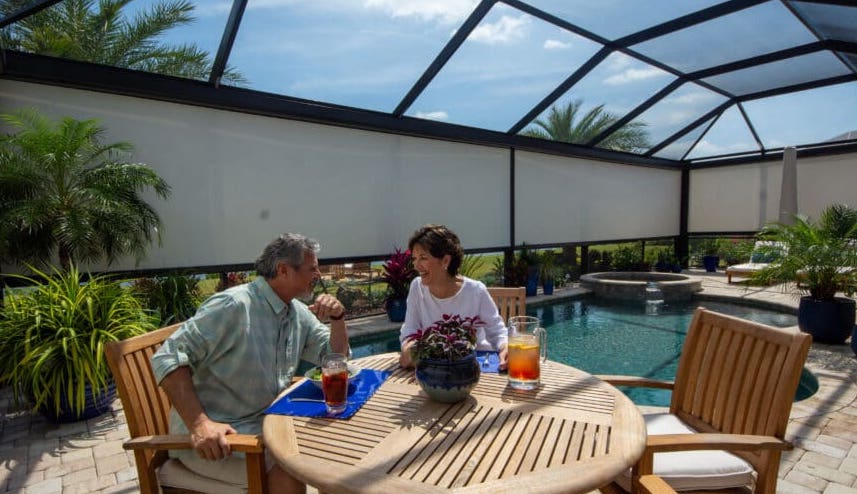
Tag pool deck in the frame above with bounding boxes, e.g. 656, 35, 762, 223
2, 269, 856, 494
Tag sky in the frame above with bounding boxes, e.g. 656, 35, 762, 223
125, 0, 857, 161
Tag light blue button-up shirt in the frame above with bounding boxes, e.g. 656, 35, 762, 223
151, 277, 333, 436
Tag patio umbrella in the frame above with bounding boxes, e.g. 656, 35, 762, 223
779, 146, 798, 225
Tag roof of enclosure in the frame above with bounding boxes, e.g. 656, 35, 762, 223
2, 0, 857, 167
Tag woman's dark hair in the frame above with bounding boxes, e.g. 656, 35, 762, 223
407, 224, 463, 276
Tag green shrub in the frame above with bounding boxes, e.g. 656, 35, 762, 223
0, 265, 156, 417
133, 274, 201, 325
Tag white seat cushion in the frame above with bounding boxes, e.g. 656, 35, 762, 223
158, 458, 247, 494
726, 262, 769, 274
616, 413, 756, 492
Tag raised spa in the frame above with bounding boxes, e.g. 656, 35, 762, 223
579, 271, 702, 302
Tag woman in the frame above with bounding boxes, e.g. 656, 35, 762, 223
399, 224, 508, 369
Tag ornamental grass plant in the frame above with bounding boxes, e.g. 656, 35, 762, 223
0, 265, 156, 418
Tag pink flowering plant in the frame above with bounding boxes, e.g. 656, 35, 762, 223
406, 314, 482, 362
381, 247, 417, 301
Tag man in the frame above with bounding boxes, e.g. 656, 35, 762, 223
151, 233, 348, 494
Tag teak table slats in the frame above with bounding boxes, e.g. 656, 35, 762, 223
263, 353, 646, 494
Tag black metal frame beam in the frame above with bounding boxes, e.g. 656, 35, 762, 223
209, 0, 248, 87
646, 100, 733, 157
586, 79, 683, 147
680, 113, 721, 162
507, 47, 611, 135
393, 0, 496, 117
688, 139, 857, 168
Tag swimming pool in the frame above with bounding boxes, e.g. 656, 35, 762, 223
350, 297, 816, 406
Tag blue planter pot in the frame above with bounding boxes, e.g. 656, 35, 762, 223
702, 256, 719, 272
542, 279, 554, 295
798, 296, 855, 345
40, 380, 116, 423
386, 298, 407, 323
415, 353, 480, 403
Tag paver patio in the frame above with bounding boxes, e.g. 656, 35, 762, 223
2, 270, 856, 494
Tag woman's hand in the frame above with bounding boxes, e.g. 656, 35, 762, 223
399, 340, 416, 368
498, 343, 508, 371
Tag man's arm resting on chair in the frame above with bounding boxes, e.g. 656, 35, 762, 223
159, 366, 237, 461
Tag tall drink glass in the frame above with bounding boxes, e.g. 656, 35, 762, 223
321, 353, 348, 415
507, 316, 546, 390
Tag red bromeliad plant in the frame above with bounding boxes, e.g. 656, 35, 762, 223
406, 314, 482, 362
381, 247, 417, 301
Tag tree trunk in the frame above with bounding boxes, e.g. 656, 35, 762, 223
58, 244, 72, 271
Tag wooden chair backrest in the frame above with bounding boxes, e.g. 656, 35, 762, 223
672, 308, 811, 494
486, 286, 526, 323
105, 323, 182, 439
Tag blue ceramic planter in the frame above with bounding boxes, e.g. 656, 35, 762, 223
40, 380, 116, 423
386, 297, 407, 322
415, 353, 480, 403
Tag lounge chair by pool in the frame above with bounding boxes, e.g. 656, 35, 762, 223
726, 241, 786, 284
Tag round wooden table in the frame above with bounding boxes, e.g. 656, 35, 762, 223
263, 352, 646, 493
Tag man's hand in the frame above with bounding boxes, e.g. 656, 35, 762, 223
190, 417, 236, 460
308, 293, 345, 321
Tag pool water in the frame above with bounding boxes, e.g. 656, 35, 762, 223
350, 297, 817, 406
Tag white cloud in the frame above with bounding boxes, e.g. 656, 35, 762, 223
667, 91, 718, 106
468, 15, 530, 45
606, 52, 634, 71
364, 0, 478, 25
543, 39, 570, 50
603, 67, 667, 86
691, 139, 755, 156
414, 110, 449, 121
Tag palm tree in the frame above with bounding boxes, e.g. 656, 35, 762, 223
0, 107, 171, 270
521, 100, 650, 153
0, 0, 244, 84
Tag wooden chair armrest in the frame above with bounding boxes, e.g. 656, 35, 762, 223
638, 475, 677, 494
646, 433, 792, 452
596, 375, 675, 389
124, 433, 264, 453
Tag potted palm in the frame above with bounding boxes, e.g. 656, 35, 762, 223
752, 203, 857, 344
0, 265, 156, 422
381, 248, 417, 322
406, 314, 482, 403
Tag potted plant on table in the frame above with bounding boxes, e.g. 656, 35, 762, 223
0, 265, 156, 422
406, 314, 482, 403
752, 203, 857, 345
381, 248, 417, 322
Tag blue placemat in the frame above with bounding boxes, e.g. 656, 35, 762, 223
265, 368, 391, 419
477, 351, 501, 373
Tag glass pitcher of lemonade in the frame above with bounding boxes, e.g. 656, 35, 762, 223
507, 316, 546, 390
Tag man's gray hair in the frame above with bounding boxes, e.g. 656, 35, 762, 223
254, 233, 320, 279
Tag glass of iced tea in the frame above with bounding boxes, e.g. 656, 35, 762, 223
507, 316, 546, 390
321, 353, 348, 415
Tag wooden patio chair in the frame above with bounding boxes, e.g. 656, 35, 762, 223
105, 324, 267, 494
638, 475, 678, 494
599, 307, 811, 494
486, 286, 526, 322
